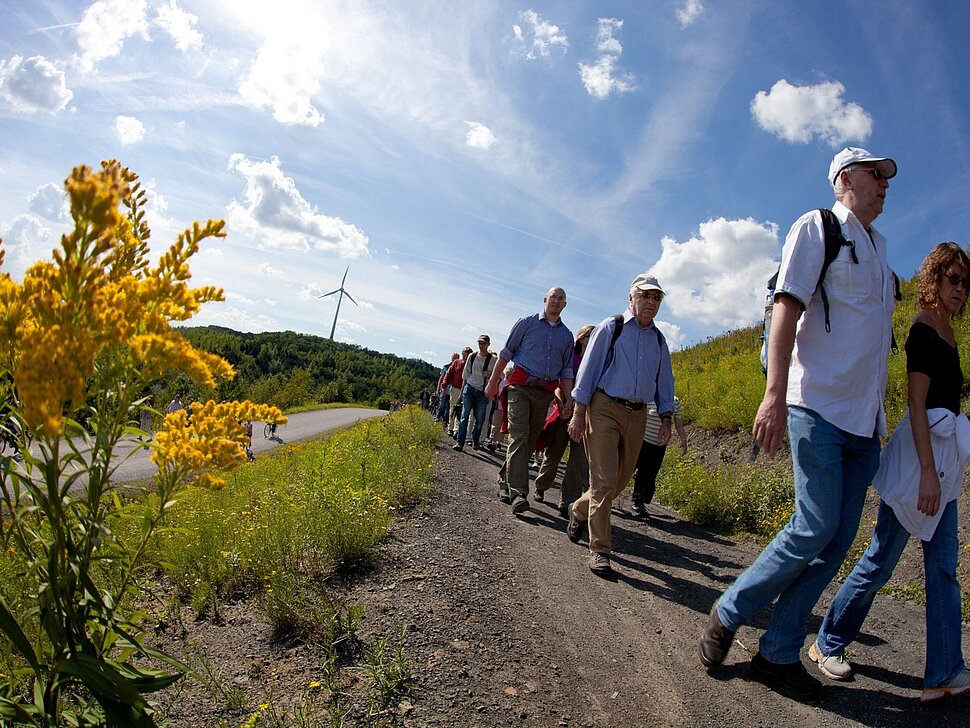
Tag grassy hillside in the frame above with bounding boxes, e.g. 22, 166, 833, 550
672, 274, 970, 433
149, 326, 439, 412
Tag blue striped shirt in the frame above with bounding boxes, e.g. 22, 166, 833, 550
572, 311, 674, 411
499, 312, 574, 382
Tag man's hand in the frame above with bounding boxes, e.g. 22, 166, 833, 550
485, 378, 498, 400
752, 393, 787, 456
658, 419, 672, 447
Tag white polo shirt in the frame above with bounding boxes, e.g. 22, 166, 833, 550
775, 201, 896, 438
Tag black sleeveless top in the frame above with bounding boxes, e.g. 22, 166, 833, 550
905, 321, 962, 414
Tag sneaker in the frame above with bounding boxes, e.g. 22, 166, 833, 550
472, 442, 483, 451
498, 486, 511, 504
535, 489, 545, 503
630, 500, 647, 517
452, 443, 464, 452
589, 552, 612, 575
566, 510, 586, 543
808, 641, 853, 681
511, 495, 529, 515
921, 669, 970, 702
486, 442, 497, 452
698, 605, 736, 668
750, 652, 822, 701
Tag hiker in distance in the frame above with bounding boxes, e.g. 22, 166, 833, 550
485, 287, 574, 516
566, 273, 674, 576
699, 147, 900, 701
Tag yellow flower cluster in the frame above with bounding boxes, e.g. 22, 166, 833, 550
152, 400, 286, 489
0, 161, 232, 435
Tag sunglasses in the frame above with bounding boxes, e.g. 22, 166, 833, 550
851, 167, 887, 181
944, 273, 970, 289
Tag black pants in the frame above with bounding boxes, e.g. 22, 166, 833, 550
632, 441, 667, 505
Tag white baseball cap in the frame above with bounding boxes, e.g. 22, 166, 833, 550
828, 147, 897, 186
631, 273, 665, 295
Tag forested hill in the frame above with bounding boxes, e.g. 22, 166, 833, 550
162, 326, 439, 410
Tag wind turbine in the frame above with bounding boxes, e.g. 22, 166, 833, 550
318, 266, 359, 340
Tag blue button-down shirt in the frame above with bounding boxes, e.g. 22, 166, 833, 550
499, 312, 574, 382
572, 310, 674, 411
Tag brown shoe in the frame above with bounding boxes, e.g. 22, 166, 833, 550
699, 604, 736, 668
589, 552, 612, 575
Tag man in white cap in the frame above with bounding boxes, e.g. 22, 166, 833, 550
699, 147, 899, 701
566, 273, 675, 576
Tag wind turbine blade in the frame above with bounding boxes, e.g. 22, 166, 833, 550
318, 289, 340, 298
344, 291, 360, 307
340, 266, 350, 285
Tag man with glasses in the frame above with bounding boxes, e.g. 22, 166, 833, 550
565, 274, 675, 576
485, 287, 574, 515
699, 147, 899, 701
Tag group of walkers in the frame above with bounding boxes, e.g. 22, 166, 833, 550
439, 147, 970, 705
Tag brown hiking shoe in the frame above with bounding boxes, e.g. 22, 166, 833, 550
588, 552, 613, 575
699, 605, 735, 668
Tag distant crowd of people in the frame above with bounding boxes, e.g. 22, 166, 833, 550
430, 147, 970, 706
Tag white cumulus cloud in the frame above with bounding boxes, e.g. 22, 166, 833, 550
238, 29, 324, 126
751, 79, 873, 148
676, 0, 705, 27
115, 115, 145, 145
153, 0, 203, 52
258, 262, 285, 279
0, 214, 54, 277
226, 154, 369, 257
465, 121, 497, 150
27, 183, 69, 222
512, 9, 568, 59
654, 320, 684, 352
650, 217, 780, 328
578, 18, 635, 99
75, 0, 149, 72
0, 55, 73, 113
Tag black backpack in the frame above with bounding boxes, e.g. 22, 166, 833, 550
760, 208, 900, 375
604, 314, 665, 370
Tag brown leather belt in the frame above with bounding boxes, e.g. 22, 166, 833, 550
597, 389, 645, 410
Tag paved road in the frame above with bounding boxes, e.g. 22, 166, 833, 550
104, 407, 387, 484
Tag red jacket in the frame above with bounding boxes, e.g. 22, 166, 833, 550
441, 358, 465, 389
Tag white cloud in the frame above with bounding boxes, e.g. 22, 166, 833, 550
258, 262, 285, 279
75, 0, 150, 72
237, 19, 324, 126
676, 0, 705, 28
27, 183, 68, 222
654, 320, 684, 352
226, 291, 255, 304
115, 115, 145, 145
465, 121, 497, 150
0, 214, 54, 277
226, 154, 369, 257
578, 18, 635, 99
512, 9, 568, 60
193, 302, 277, 333
263, 298, 277, 306
153, 0, 203, 52
338, 320, 367, 335
650, 217, 780, 328
0, 55, 73, 113
595, 17, 624, 55
751, 79, 873, 148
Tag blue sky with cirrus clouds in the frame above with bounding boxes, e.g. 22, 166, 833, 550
1, 0, 969, 366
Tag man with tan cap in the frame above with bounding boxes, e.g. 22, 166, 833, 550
453, 334, 495, 451
699, 147, 899, 701
566, 273, 674, 576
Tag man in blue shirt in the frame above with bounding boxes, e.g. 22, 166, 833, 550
485, 287, 574, 515
567, 273, 675, 576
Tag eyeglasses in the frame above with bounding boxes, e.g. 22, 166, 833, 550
547, 294, 566, 301
944, 273, 970, 289
851, 166, 887, 181
635, 291, 663, 302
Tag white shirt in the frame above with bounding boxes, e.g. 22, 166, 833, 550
462, 351, 494, 391
776, 201, 896, 437
874, 408, 970, 540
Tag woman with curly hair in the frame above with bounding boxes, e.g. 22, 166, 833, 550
810, 242, 970, 700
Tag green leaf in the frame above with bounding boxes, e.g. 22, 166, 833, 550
0, 594, 41, 675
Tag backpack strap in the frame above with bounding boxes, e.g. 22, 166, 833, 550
816, 208, 857, 333
604, 314, 624, 370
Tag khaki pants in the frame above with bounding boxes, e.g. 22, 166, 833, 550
448, 386, 462, 433
571, 391, 647, 554
501, 385, 554, 499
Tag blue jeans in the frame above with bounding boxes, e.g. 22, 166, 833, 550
456, 384, 488, 445
436, 387, 451, 422
717, 406, 880, 663
817, 499, 964, 688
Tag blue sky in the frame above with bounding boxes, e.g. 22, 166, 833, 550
1, 1, 968, 365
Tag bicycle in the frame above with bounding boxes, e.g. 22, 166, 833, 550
263, 422, 278, 439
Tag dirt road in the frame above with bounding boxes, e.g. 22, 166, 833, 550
351, 438, 970, 727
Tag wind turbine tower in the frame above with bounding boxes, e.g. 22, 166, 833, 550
318, 266, 359, 340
